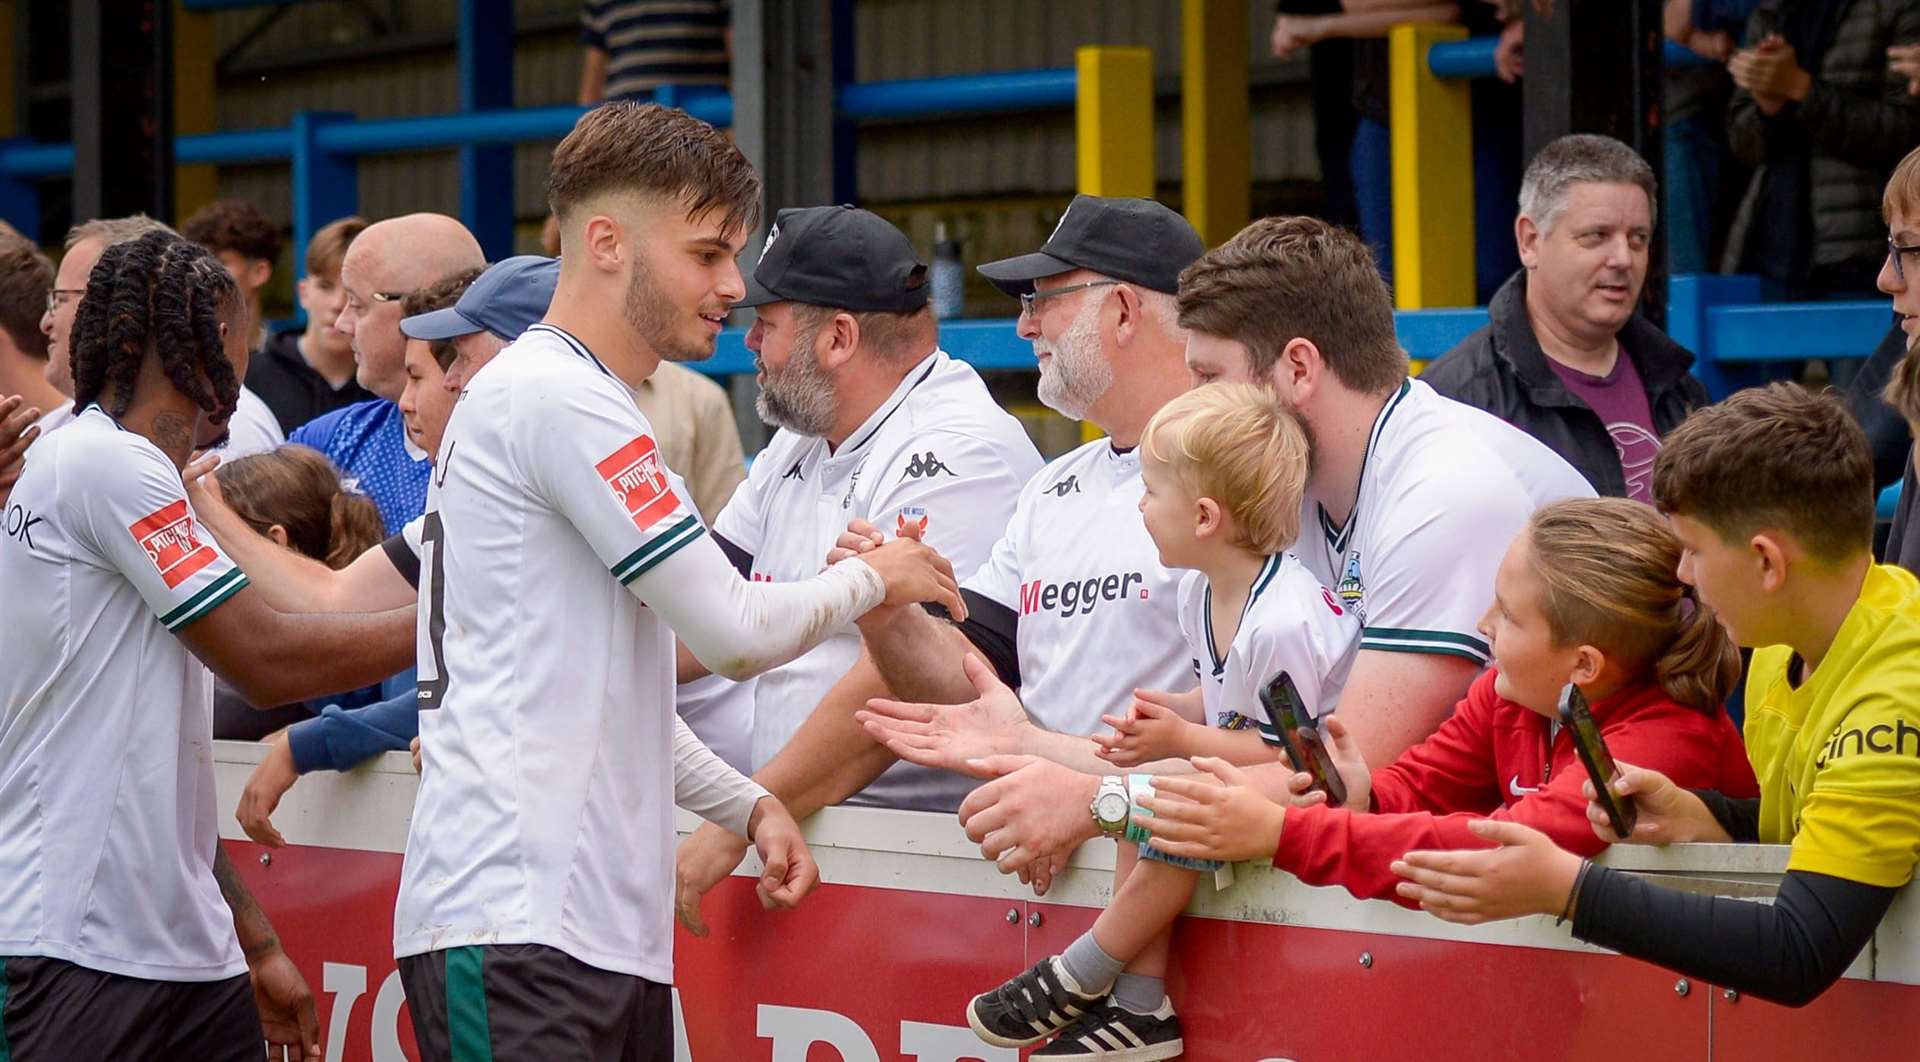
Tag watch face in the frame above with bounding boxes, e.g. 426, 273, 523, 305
1094, 792, 1129, 823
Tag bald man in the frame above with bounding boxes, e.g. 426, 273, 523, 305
290, 214, 486, 532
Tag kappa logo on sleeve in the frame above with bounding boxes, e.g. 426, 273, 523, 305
129, 499, 217, 589
595, 435, 681, 532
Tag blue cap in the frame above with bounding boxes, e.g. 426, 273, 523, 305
401, 255, 559, 342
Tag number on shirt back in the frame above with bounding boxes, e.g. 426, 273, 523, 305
416, 511, 449, 709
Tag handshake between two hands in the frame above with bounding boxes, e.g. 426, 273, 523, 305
824, 515, 968, 623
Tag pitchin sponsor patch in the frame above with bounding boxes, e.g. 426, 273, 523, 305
596, 435, 681, 532
130, 499, 216, 589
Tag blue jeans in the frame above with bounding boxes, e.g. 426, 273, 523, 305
1665, 115, 1722, 275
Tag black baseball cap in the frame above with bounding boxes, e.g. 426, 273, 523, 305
978, 194, 1204, 298
736, 205, 929, 313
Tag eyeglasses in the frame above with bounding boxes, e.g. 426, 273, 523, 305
344, 289, 410, 313
44, 288, 85, 312
1890, 237, 1920, 284
1019, 279, 1118, 318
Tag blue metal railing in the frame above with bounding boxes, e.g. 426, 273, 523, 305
711, 293, 1899, 517
0, 68, 1077, 184
1428, 38, 1711, 80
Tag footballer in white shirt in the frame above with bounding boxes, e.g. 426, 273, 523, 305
390, 103, 966, 1062
0, 231, 413, 1062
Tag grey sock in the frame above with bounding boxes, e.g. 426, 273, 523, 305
1057, 933, 1124, 997
1110, 972, 1166, 1015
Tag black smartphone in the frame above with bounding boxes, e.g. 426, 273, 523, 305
1258, 672, 1348, 809
1558, 683, 1637, 838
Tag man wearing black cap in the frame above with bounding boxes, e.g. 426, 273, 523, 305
674, 196, 1201, 945
673, 204, 1042, 813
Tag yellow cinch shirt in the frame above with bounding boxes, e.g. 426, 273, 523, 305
1744, 564, 1920, 887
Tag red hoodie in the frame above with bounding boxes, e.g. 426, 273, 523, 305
1272, 668, 1759, 907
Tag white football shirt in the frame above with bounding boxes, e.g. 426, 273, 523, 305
31, 399, 77, 440
713, 348, 1041, 810
1174, 556, 1360, 743
393, 325, 709, 982
1300, 378, 1594, 665
212, 385, 286, 459
0, 406, 250, 980
966, 439, 1191, 735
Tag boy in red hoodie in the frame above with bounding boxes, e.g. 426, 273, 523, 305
1136, 496, 1759, 904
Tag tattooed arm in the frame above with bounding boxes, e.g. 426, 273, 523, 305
214, 846, 322, 1060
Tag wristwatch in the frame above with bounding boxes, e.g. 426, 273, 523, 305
1091, 775, 1130, 836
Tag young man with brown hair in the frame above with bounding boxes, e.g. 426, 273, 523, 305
0, 232, 56, 500
247, 216, 374, 435
390, 101, 966, 1062
177, 200, 290, 458
0, 232, 57, 416
1392, 382, 1920, 1008
181, 199, 282, 352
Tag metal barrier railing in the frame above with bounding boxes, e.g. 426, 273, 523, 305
0, 67, 1101, 270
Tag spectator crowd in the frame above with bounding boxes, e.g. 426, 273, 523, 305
2, 4, 1920, 1059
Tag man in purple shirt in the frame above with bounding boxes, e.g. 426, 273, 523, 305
1423, 134, 1711, 502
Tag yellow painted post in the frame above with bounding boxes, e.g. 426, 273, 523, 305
1181, 0, 1248, 247
1388, 22, 1475, 309
175, 1, 219, 222
1075, 46, 1154, 199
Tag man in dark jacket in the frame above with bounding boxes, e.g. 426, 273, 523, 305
1424, 134, 1711, 502
1725, 0, 1920, 298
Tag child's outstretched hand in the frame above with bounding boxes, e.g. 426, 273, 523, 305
1094, 689, 1200, 767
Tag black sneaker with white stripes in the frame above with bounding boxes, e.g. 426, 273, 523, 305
1032, 997, 1184, 1060
966, 957, 1105, 1048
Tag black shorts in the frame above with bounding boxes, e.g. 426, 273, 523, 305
399, 944, 672, 1062
0, 955, 260, 1061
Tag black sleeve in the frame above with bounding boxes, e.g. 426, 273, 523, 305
713, 531, 754, 580
381, 533, 420, 590
1688, 790, 1762, 843
923, 589, 1021, 690
1571, 867, 1899, 1007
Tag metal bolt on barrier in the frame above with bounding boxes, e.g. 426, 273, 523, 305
1675, 979, 1690, 997
1723, 988, 1739, 1002
1005, 908, 1019, 924
1359, 952, 1373, 968
1029, 912, 1044, 928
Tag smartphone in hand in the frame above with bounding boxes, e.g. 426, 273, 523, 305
1558, 683, 1637, 838
1259, 671, 1348, 809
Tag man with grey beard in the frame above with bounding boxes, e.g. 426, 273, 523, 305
675, 195, 1201, 932
679, 204, 1042, 823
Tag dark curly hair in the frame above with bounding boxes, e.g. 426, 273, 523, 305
70, 229, 241, 419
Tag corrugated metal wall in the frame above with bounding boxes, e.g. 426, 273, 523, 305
206, 0, 1320, 238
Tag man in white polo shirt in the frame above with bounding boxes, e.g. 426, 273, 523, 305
675, 194, 1207, 926
691, 204, 1042, 811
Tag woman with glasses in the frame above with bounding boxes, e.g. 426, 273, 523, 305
1872, 146, 1920, 575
